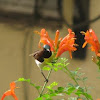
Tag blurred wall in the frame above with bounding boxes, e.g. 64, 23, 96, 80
0, 0, 35, 14
0, 0, 100, 100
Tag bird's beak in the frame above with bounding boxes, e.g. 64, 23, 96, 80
47, 49, 50, 52
29, 53, 34, 56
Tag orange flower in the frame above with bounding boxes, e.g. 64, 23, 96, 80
35, 28, 60, 52
35, 28, 54, 51
82, 29, 100, 56
54, 30, 60, 49
56, 29, 77, 58
35, 28, 77, 58
1, 82, 18, 100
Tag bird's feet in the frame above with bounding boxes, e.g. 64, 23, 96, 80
44, 79, 48, 83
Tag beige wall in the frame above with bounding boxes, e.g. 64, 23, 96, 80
0, 0, 100, 100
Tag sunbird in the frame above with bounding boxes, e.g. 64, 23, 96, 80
30, 44, 52, 82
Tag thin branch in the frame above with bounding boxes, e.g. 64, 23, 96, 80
40, 69, 52, 97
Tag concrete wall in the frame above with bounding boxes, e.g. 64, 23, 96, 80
0, 0, 35, 14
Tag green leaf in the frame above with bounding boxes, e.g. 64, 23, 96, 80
75, 87, 84, 96
43, 94, 50, 98
35, 86, 41, 90
50, 93, 57, 96
60, 58, 68, 62
56, 93, 64, 96
67, 87, 75, 95
46, 63, 53, 67
46, 82, 58, 89
54, 63, 63, 67
17, 78, 40, 90
57, 87, 64, 92
17, 78, 30, 83
67, 83, 74, 87
65, 85, 75, 95
43, 66, 51, 71
75, 67, 81, 71
71, 71, 78, 76
68, 97, 77, 100
76, 78, 81, 81
53, 67, 58, 71
78, 72, 85, 77
30, 83, 40, 90
83, 77, 88, 81
83, 93, 93, 100
35, 97, 43, 100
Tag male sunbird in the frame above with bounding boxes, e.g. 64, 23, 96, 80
30, 45, 52, 82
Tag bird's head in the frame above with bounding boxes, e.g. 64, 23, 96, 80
43, 45, 51, 52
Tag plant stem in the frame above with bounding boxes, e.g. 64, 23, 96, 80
40, 69, 52, 97
64, 67, 79, 85
63, 67, 91, 100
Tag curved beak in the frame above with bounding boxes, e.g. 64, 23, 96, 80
47, 49, 50, 52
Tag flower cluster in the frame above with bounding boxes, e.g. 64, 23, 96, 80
82, 29, 100, 57
82, 29, 100, 68
36, 28, 77, 59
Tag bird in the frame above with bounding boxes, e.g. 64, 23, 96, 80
30, 44, 52, 82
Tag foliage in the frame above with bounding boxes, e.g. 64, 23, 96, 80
1, 28, 100, 100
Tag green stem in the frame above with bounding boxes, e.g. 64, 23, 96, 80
63, 67, 91, 100
40, 69, 52, 97
64, 67, 79, 85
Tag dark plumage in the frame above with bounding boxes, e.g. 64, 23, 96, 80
30, 45, 52, 82
32, 45, 52, 62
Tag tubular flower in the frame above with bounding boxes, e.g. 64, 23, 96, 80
56, 29, 77, 58
82, 29, 100, 57
1, 82, 18, 100
35, 28, 54, 51
35, 28, 77, 58
35, 28, 60, 52
54, 30, 60, 49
